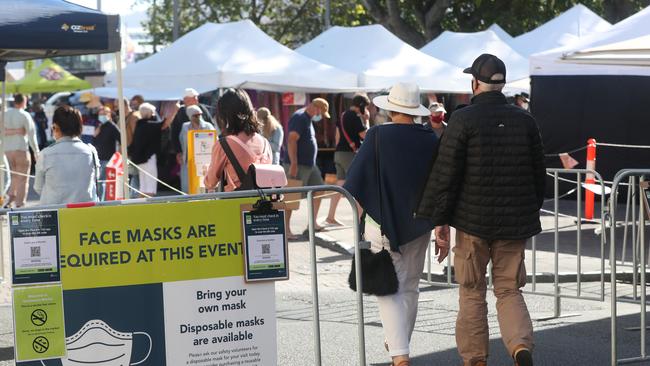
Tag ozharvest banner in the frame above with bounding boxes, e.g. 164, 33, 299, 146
14, 198, 277, 366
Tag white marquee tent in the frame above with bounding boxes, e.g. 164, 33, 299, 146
510, 4, 611, 57
296, 24, 470, 93
488, 24, 513, 40
562, 34, 650, 66
531, 5, 650, 76
104, 20, 358, 99
420, 29, 529, 82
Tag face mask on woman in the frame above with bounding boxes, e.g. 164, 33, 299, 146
430, 114, 444, 124
312, 114, 322, 122
98, 115, 109, 123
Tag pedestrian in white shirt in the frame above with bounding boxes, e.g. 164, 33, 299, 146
4, 93, 39, 208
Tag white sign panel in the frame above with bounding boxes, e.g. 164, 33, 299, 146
163, 276, 277, 365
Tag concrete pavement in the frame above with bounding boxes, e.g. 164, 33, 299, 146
313, 196, 637, 284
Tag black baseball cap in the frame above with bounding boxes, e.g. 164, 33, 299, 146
463, 54, 507, 84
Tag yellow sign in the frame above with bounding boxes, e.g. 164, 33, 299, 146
188, 130, 217, 194
58, 198, 255, 290
13, 285, 66, 362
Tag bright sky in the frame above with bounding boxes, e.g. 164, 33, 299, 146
67, 0, 144, 14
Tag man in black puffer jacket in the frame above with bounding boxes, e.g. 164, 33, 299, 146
417, 54, 545, 366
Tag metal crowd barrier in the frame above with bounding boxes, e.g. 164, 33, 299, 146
0, 212, 4, 282
610, 170, 650, 366
424, 168, 608, 320
615, 175, 650, 301
0, 185, 367, 366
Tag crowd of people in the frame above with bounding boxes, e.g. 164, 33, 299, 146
0, 71, 530, 210
1, 53, 540, 366
0, 88, 221, 205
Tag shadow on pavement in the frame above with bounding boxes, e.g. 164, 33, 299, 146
318, 254, 351, 264
530, 224, 648, 261
0, 347, 13, 362
372, 313, 647, 365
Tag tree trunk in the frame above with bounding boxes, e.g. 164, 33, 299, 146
361, 0, 450, 48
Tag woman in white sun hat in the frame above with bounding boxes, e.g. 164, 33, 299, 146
344, 82, 443, 366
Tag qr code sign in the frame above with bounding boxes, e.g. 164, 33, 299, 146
261, 244, 270, 255
30, 246, 41, 258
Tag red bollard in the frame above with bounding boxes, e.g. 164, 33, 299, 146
585, 138, 597, 220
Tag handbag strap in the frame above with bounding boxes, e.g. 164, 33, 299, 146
374, 126, 387, 247
340, 111, 357, 152
90, 143, 100, 199
230, 132, 272, 162
219, 137, 248, 183
228, 133, 257, 157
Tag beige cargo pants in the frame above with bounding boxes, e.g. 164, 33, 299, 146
453, 230, 534, 366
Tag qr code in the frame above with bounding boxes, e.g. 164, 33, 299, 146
30, 246, 41, 258
261, 244, 270, 254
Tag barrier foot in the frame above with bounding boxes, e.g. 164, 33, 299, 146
617, 355, 650, 364
534, 313, 581, 322
624, 326, 650, 331
576, 218, 602, 225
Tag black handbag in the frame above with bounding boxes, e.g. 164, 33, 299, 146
348, 127, 399, 296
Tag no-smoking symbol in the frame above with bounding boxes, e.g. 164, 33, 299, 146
33, 336, 49, 353
31, 309, 47, 326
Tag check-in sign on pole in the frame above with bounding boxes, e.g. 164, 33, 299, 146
10, 210, 60, 285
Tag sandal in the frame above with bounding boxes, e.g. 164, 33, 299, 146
287, 233, 302, 241
324, 218, 345, 227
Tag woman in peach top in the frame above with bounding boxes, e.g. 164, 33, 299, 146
205, 89, 272, 192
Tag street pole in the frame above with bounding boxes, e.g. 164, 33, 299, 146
0, 62, 6, 201
324, 0, 331, 29
173, 0, 180, 41
96, 0, 102, 74
152, 0, 158, 53
115, 52, 129, 199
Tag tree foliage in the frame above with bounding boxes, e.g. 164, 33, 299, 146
138, 0, 372, 50
138, 0, 650, 50
445, 0, 650, 38
362, 0, 650, 47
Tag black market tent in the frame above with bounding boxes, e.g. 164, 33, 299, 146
529, 5, 650, 182
0, 0, 120, 62
0, 0, 127, 195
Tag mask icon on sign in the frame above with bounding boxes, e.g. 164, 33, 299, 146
42, 319, 152, 366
